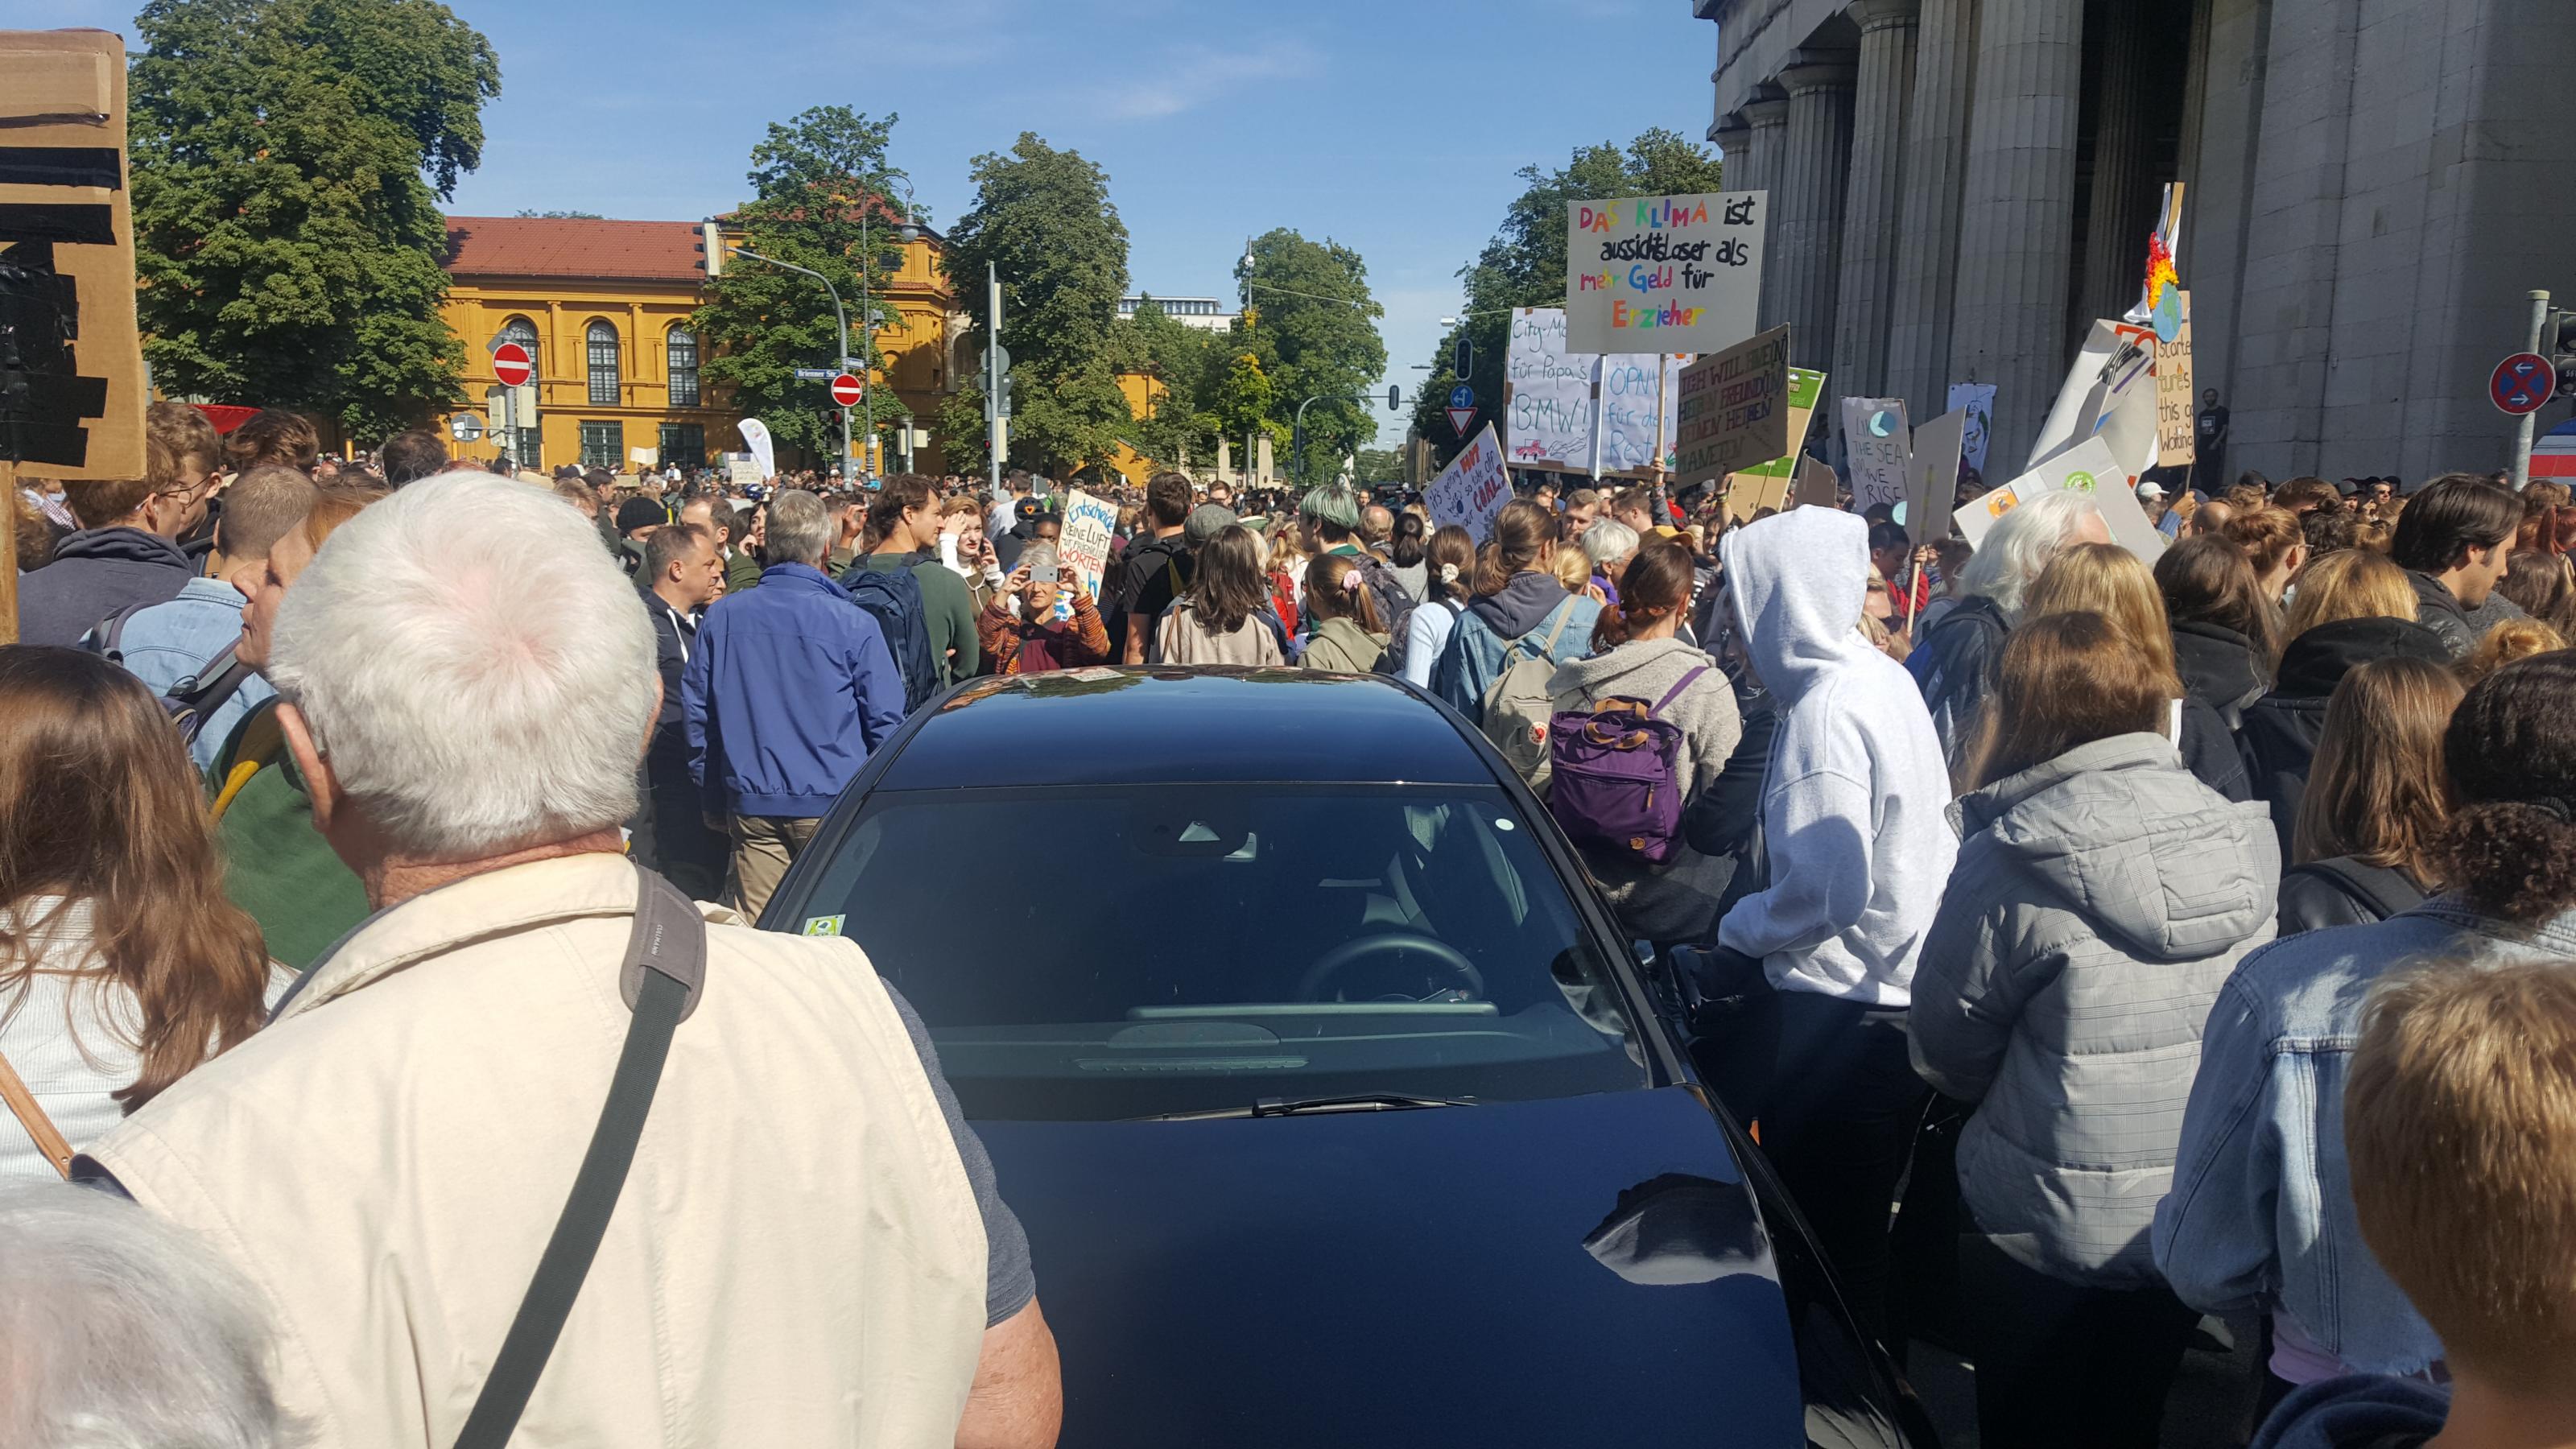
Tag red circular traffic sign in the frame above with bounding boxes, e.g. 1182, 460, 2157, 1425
2492, 352, 2553, 415
829, 373, 864, 407
492, 342, 533, 389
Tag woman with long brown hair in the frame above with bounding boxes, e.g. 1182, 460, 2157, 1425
1915, 612, 2277, 1449
2277, 657, 2462, 935
1297, 552, 1389, 673
1432, 498, 1599, 725
2155, 534, 2281, 720
1158, 524, 1287, 667
2, 649, 281, 1183
1397, 526, 1476, 689
2018, 542, 2248, 801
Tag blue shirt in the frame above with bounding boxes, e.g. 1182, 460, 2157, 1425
93, 575, 274, 771
2153, 897, 2576, 1375
679, 563, 905, 819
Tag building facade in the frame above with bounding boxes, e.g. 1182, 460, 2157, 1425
1699, 0, 2576, 483
436, 215, 961, 475
1119, 295, 1240, 332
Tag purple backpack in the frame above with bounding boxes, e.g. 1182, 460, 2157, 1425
1544, 666, 1711, 866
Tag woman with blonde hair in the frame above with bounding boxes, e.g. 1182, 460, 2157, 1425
2277, 657, 2462, 934
2017, 543, 2248, 800
2, 650, 286, 1182
2241, 548, 2451, 856
2457, 615, 2566, 685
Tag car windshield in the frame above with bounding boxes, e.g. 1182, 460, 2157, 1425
788, 782, 1650, 1121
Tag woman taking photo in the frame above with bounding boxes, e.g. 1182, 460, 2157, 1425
1298, 554, 1390, 673
1158, 524, 1289, 667
2, 650, 283, 1182
2159, 651, 2576, 1414
2155, 535, 2280, 722
1399, 526, 1476, 690
1913, 612, 2278, 1449
2017, 543, 2248, 800
2277, 657, 2460, 934
1545, 541, 1740, 943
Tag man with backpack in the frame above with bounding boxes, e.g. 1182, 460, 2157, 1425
1116, 473, 1197, 664
681, 489, 906, 919
852, 474, 980, 690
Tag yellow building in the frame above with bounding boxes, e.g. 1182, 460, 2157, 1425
434, 214, 960, 475
1105, 369, 1174, 486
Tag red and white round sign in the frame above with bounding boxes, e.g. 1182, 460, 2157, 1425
830, 373, 864, 407
492, 342, 533, 389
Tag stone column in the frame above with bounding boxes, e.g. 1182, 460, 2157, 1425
1946, 0, 2085, 473
1831, 0, 1922, 400
1740, 92, 1790, 330
2079, 0, 2155, 328
1882, 0, 1977, 422
1711, 114, 1751, 182
1774, 58, 1857, 372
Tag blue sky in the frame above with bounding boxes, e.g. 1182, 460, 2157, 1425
41, 0, 1723, 447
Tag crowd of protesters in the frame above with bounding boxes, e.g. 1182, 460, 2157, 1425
7, 397, 2576, 1449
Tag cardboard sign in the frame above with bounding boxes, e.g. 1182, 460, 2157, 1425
1905, 407, 1970, 547
1726, 468, 1794, 522
1946, 383, 1996, 477
1720, 365, 1826, 519
1678, 326, 1791, 482
1505, 308, 1596, 472
629, 446, 658, 468
1841, 398, 1912, 512
1425, 423, 1512, 543
1794, 456, 1839, 510
1058, 487, 1120, 601
2029, 319, 2157, 472
725, 455, 762, 488
2028, 436, 2169, 563
1566, 191, 1765, 354
2154, 295, 2196, 468
0, 30, 146, 481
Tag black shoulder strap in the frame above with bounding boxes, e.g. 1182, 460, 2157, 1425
452, 867, 706, 1449
2289, 858, 2416, 923
170, 646, 254, 742
91, 599, 152, 662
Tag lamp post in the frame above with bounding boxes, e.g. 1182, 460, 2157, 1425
729, 246, 852, 480
857, 172, 919, 485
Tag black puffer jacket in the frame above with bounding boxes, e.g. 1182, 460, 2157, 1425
1909, 593, 2008, 770
2240, 617, 2451, 855
2169, 618, 2268, 720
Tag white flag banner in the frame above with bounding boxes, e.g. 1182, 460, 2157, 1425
737, 419, 776, 480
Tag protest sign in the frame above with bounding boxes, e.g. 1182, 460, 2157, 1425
1058, 488, 1120, 601
724, 454, 762, 489
1905, 407, 1970, 547
1725, 468, 1794, 522
1794, 456, 1839, 510
1599, 352, 1689, 474
1505, 308, 1595, 471
1720, 365, 1826, 520
1953, 484, 2032, 549
2023, 437, 2169, 563
1679, 326, 1791, 481
629, 446, 658, 469
1946, 383, 1996, 476
1566, 191, 1765, 354
1841, 398, 1912, 511
1426, 423, 1513, 543
2029, 319, 2156, 471
2155, 295, 2195, 469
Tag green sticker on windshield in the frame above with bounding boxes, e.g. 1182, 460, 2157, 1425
800, 914, 846, 937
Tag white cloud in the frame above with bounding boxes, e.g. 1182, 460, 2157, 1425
1097, 36, 1323, 122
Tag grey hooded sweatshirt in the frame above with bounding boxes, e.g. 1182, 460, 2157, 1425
1913, 731, 2279, 1286
1546, 636, 1743, 943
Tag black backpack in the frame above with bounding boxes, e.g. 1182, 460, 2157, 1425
91, 601, 258, 746
837, 564, 941, 713
1110, 535, 1192, 663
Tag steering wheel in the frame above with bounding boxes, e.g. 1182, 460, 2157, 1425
1294, 932, 1486, 1003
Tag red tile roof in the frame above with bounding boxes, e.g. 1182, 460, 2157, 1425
442, 217, 706, 283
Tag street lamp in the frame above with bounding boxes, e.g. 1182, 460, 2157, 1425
729, 246, 852, 480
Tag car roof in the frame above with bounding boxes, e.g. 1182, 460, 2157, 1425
876, 667, 1499, 790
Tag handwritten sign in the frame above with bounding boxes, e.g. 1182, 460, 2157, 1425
1058, 488, 1120, 601
2155, 294, 2195, 469
1905, 407, 1970, 547
1426, 423, 1513, 543
1566, 191, 1766, 354
1505, 308, 1595, 472
724, 455, 762, 489
1841, 398, 1912, 511
1600, 352, 1690, 474
1721, 365, 1826, 520
1679, 326, 1791, 483
1946, 383, 1996, 476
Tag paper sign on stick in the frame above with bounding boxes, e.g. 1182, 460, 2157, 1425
1425, 423, 1513, 543
2154, 295, 2196, 469
1058, 489, 1120, 601
1905, 408, 1970, 547
1680, 326, 1791, 481
1566, 192, 1766, 354
1841, 398, 1912, 512
1505, 308, 1594, 472
1722, 365, 1826, 522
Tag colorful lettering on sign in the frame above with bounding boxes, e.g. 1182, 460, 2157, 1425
1610, 299, 1707, 330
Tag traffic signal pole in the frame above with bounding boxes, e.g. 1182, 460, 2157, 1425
987, 262, 1005, 494
2513, 289, 2550, 491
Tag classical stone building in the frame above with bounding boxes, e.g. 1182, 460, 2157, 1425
1697, 0, 2576, 483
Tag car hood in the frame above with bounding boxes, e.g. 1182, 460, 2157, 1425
978, 1086, 1809, 1448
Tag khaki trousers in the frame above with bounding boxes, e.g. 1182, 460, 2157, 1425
729, 814, 823, 922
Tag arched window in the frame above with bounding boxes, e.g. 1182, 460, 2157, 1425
666, 324, 699, 407
587, 320, 621, 405
497, 315, 539, 370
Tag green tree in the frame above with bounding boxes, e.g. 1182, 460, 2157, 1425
1196, 350, 1288, 456
1108, 295, 1216, 466
692, 105, 919, 469
1236, 229, 1385, 482
935, 133, 1131, 478
1409, 128, 1725, 466
129, 0, 501, 440
1353, 446, 1402, 481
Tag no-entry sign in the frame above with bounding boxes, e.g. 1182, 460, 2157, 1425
829, 373, 864, 407
492, 342, 533, 389
2493, 352, 2553, 415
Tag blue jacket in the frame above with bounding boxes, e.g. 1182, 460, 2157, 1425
94, 576, 275, 771
1428, 572, 1598, 721
2152, 897, 2576, 1375
679, 563, 905, 819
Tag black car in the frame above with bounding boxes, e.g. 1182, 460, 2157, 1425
762, 666, 1939, 1448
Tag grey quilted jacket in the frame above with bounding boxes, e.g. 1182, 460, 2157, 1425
1911, 733, 2279, 1286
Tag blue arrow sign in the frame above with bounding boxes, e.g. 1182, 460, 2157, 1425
1448, 383, 1475, 410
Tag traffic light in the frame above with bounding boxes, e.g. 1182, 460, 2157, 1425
1454, 333, 1474, 379
2549, 306, 2576, 398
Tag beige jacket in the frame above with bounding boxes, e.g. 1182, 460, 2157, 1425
89, 853, 986, 1447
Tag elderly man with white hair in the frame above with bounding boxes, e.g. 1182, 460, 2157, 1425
75, 475, 1059, 1449
1906, 489, 2110, 770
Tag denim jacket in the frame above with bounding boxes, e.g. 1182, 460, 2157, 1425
2151, 897, 2576, 1374
89, 576, 275, 772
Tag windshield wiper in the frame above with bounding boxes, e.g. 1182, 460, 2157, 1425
1137, 1093, 1479, 1121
